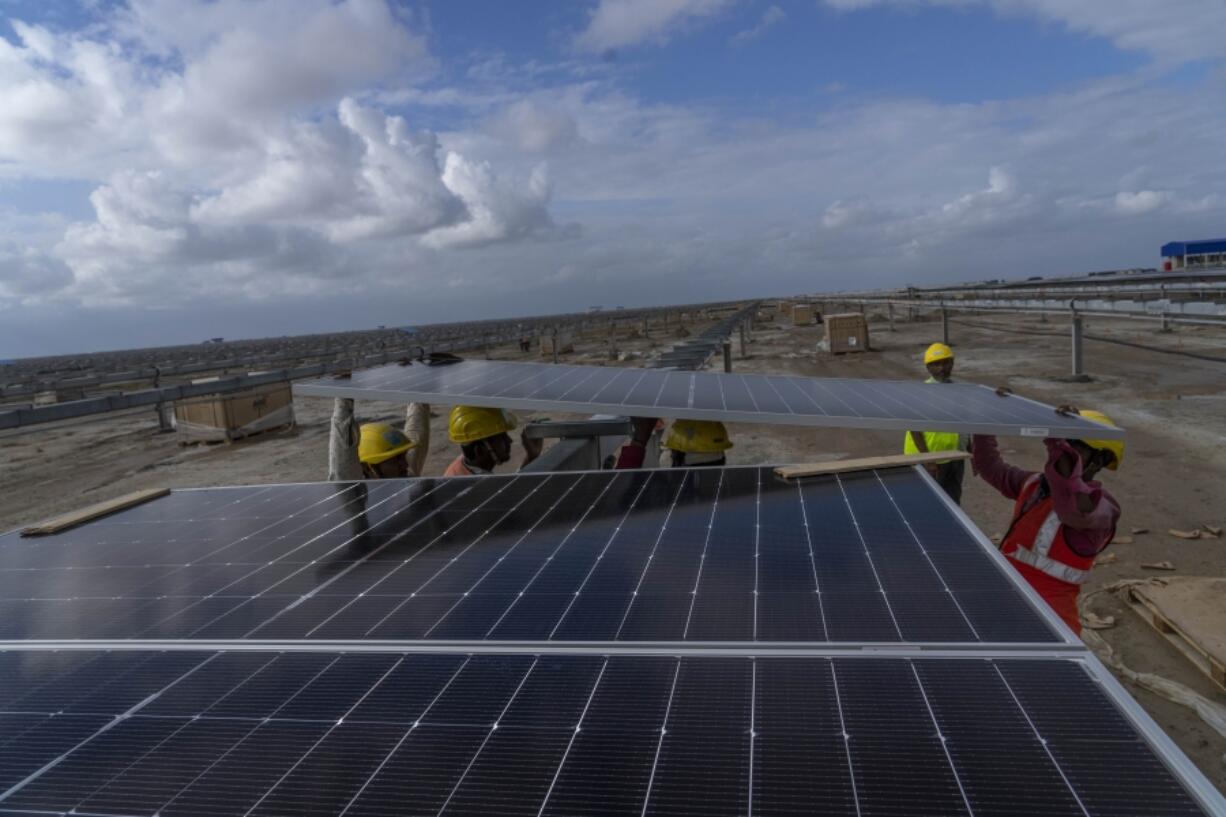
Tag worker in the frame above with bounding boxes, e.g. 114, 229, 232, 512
971, 407, 1123, 635
444, 405, 542, 476
904, 342, 966, 503
613, 417, 664, 469
328, 398, 430, 481
662, 419, 732, 468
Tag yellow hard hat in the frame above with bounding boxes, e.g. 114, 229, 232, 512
358, 422, 415, 465
449, 405, 517, 444
924, 342, 954, 365
663, 419, 732, 454
1077, 409, 1124, 470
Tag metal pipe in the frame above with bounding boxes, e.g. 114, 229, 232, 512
941, 307, 950, 345
1071, 308, 1086, 380
722, 340, 732, 372
739, 324, 747, 357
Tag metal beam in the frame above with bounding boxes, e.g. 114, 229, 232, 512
521, 419, 634, 440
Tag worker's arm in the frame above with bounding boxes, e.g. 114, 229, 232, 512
615, 417, 658, 469
327, 398, 364, 481
970, 434, 1032, 500
404, 403, 430, 477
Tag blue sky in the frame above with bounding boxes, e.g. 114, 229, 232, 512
1, 0, 1226, 356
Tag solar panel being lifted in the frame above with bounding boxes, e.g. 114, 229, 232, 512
0, 649, 1216, 816
293, 359, 1125, 439
0, 467, 1065, 644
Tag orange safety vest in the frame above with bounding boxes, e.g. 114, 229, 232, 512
1000, 474, 1112, 634
443, 456, 474, 477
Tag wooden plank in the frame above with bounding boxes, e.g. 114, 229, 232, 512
21, 488, 170, 537
774, 450, 970, 480
1126, 578, 1226, 692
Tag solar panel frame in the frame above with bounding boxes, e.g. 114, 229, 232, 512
293, 359, 1125, 439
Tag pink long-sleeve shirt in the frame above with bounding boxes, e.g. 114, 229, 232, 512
971, 435, 1120, 557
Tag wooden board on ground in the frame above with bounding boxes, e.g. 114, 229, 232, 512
1126, 577, 1226, 691
21, 488, 170, 536
775, 450, 970, 480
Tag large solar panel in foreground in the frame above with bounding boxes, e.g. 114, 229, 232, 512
0, 649, 1214, 817
2, 465, 1221, 816
0, 467, 1064, 644
293, 359, 1124, 438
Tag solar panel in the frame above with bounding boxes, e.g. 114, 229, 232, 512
3, 464, 1221, 815
0, 649, 1216, 816
0, 467, 1065, 644
293, 359, 1125, 439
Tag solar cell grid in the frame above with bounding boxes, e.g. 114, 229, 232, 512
0, 467, 1061, 644
0, 651, 1211, 817
293, 359, 1125, 439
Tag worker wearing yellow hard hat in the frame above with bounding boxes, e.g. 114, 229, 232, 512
970, 406, 1123, 635
327, 398, 430, 481
444, 405, 542, 476
357, 422, 416, 478
904, 342, 966, 503
662, 419, 732, 467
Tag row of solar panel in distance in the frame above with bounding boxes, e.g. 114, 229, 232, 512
649, 304, 756, 370
0, 467, 1060, 644
294, 357, 1121, 437
0, 649, 1208, 817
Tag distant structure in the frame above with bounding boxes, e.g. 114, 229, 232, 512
1161, 238, 1226, 271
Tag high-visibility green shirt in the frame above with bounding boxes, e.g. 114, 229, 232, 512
903, 377, 961, 456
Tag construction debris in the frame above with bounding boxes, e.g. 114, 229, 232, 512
1169, 529, 1202, 540
1201, 524, 1222, 538
1125, 577, 1226, 692
1110, 535, 1133, 545
1097, 552, 1119, 565
1142, 561, 1177, 571
1083, 611, 1117, 630
1131, 526, 1149, 535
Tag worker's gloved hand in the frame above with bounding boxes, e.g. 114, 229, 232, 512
1045, 438, 1081, 478
521, 429, 544, 462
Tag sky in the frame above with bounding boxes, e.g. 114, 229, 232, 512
2, 0, 1226, 356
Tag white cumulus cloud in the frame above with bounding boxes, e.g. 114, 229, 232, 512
575, 0, 738, 53
1114, 190, 1170, 215
731, 5, 786, 44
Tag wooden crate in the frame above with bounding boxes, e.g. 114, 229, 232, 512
824, 312, 870, 354
1126, 577, 1226, 691
791, 304, 813, 326
174, 382, 294, 442
539, 335, 575, 357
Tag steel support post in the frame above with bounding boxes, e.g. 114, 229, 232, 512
156, 403, 174, 433
1071, 310, 1086, 380
722, 340, 732, 373
887, 303, 895, 332
739, 324, 747, 357
941, 307, 950, 345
